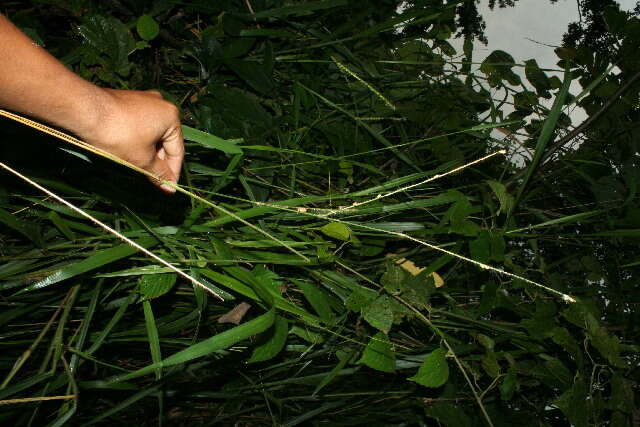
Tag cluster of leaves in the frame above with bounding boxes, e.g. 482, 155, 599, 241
0, 0, 638, 426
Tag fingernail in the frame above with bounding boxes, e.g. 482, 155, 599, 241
160, 184, 175, 193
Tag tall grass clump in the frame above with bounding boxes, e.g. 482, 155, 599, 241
0, 1, 637, 425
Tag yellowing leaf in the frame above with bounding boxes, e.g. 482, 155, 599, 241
385, 254, 445, 287
432, 272, 445, 288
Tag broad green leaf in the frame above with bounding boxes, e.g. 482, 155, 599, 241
409, 348, 449, 388
139, 273, 177, 300
500, 368, 518, 401
320, 222, 351, 241
345, 286, 377, 312
524, 59, 551, 95
610, 372, 635, 413
77, 15, 135, 77
182, 125, 243, 154
248, 315, 288, 363
225, 59, 274, 95
197, 86, 272, 139
136, 15, 159, 41
109, 309, 275, 383
469, 230, 491, 264
358, 332, 395, 373
487, 180, 514, 215
362, 295, 394, 333
481, 350, 500, 378
359, 238, 386, 256
480, 50, 521, 86
426, 402, 472, 427
380, 263, 407, 294
554, 377, 588, 427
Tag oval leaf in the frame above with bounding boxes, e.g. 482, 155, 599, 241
410, 347, 449, 388
320, 222, 351, 241
136, 15, 159, 41
362, 295, 394, 334
358, 332, 395, 373
139, 273, 177, 300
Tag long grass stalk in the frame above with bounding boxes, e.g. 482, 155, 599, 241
0, 109, 310, 263
0, 161, 224, 300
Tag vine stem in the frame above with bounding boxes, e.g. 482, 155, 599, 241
336, 261, 495, 427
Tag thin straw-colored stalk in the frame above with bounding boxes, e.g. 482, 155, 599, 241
245, 195, 576, 303
0, 161, 224, 300
0, 395, 77, 405
0, 109, 309, 263
321, 150, 506, 216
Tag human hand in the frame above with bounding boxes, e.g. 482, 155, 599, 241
80, 89, 184, 194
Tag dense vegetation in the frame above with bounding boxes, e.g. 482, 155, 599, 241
0, 1, 638, 425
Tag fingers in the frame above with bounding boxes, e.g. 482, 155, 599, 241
146, 92, 184, 194
149, 123, 183, 194
85, 88, 185, 194
148, 155, 178, 194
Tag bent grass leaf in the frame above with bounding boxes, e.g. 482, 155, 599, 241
142, 300, 162, 380
109, 309, 276, 383
248, 315, 288, 363
182, 125, 243, 154
313, 350, 353, 396
20, 237, 158, 293
410, 348, 449, 388
514, 66, 572, 208
296, 281, 334, 323
252, 0, 348, 19
0, 207, 44, 247
487, 180, 514, 215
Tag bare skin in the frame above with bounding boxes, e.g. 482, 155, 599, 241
0, 14, 183, 193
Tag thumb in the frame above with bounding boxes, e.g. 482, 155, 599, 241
147, 156, 178, 194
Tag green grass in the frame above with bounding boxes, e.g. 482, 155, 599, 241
0, 1, 638, 425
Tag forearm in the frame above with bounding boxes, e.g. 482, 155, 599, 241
0, 14, 183, 192
0, 14, 105, 137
